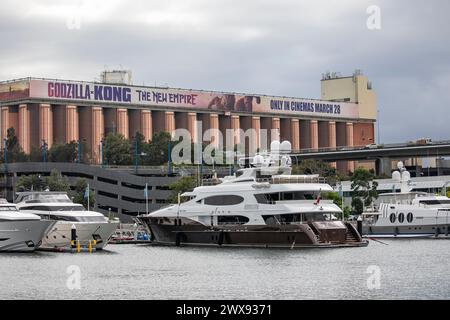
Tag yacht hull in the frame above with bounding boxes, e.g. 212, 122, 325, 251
362, 224, 450, 239
41, 221, 119, 250
139, 218, 368, 248
0, 220, 55, 252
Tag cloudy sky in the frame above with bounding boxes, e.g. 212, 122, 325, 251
1, 0, 449, 143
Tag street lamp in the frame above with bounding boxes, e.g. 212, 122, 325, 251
41, 140, 48, 162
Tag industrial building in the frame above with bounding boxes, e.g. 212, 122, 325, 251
0, 70, 376, 172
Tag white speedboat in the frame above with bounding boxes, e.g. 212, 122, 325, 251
15, 192, 119, 250
362, 162, 450, 238
0, 199, 55, 252
138, 141, 368, 248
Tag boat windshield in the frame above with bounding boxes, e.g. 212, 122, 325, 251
36, 214, 107, 222
21, 193, 72, 203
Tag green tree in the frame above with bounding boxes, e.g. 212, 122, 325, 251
48, 142, 77, 162
4, 127, 28, 163
351, 197, 364, 215
167, 176, 197, 203
350, 167, 379, 208
293, 159, 342, 185
16, 174, 46, 191
16, 170, 69, 192
142, 131, 172, 165
103, 133, 132, 165
323, 192, 342, 208
72, 178, 95, 209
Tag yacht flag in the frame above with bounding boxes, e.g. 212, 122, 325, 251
144, 183, 149, 214
84, 183, 90, 211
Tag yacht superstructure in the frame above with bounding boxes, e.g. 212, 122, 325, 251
0, 199, 55, 252
362, 162, 450, 238
138, 141, 368, 248
15, 192, 119, 250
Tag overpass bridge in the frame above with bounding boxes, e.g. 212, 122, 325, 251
290, 140, 450, 175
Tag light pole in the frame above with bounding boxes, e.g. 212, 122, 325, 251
168, 140, 172, 176
100, 139, 105, 167
41, 140, 47, 162
134, 136, 138, 174
77, 139, 81, 163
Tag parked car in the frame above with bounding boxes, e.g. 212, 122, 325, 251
364, 143, 378, 149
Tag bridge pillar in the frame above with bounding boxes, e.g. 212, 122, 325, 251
66, 105, 79, 143
328, 121, 336, 168
165, 111, 176, 137
291, 119, 300, 151
39, 104, 53, 148
185, 112, 197, 143
116, 108, 129, 139
346, 122, 354, 172
210, 113, 220, 148
231, 114, 240, 145
252, 116, 261, 151
18, 104, 31, 154
271, 117, 280, 142
140, 110, 152, 142
310, 120, 319, 150
376, 157, 392, 176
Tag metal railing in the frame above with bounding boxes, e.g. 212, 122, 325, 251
201, 175, 327, 186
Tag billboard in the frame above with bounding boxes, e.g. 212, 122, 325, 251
25, 79, 359, 119
0, 80, 30, 101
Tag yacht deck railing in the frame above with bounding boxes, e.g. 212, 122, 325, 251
201, 176, 327, 186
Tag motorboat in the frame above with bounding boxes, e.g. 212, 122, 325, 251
0, 199, 55, 252
138, 141, 368, 248
15, 192, 119, 250
362, 162, 450, 238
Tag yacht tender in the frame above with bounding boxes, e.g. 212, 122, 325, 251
138, 141, 368, 248
0, 199, 55, 252
15, 192, 119, 250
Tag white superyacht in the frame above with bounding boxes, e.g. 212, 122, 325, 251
362, 162, 450, 238
138, 141, 368, 248
15, 192, 119, 250
0, 199, 55, 252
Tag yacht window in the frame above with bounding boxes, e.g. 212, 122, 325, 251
419, 200, 450, 205
203, 195, 244, 206
218, 215, 249, 225
254, 192, 315, 204
45, 215, 106, 222
407, 212, 413, 223
20, 205, 85, 211
233, 179, 254, 183
0, 206, 18, 211
389, 213, 396, 223
398, 213, 405, 223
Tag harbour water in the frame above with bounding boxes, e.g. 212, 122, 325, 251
1, 239, 449, 300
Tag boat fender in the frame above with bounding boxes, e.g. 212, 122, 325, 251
218, 231, 224, 246
71, 224, 77, 248
435, 227, 439, 237
446, 226, 449, 237
394, 227, 399, 237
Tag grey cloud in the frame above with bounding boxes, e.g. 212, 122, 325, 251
0, 0, 449, 142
